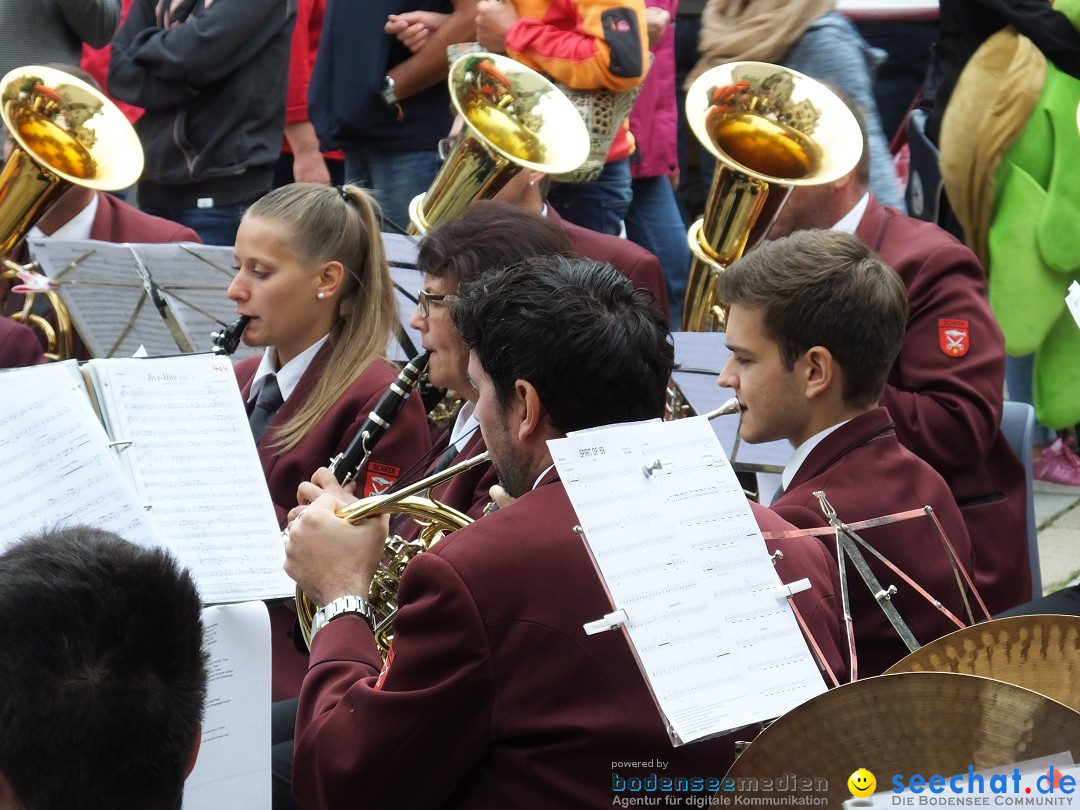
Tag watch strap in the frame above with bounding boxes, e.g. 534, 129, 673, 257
310, 595, 375, 643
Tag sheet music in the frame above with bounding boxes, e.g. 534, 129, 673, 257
0, 363, 162, 551
135, 242, 259, 359
28, 238, 183, 357
184, 601, 272, 810
672, 331, 793, 470
84, 354, 291, 603
549, 417, 826, 745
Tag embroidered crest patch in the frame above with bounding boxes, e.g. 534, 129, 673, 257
938, 318, 970, 357
364, 461, 401, 497
374, 645, 394, 690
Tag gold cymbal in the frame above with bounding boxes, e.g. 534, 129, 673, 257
885, 614, 1080, 711
724, 672, 1080, 806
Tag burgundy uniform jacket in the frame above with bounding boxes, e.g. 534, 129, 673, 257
89, 190, 201, 243
236, 345, 432, 701
549, 206, 671, 318
0, 318, 46, 368
234, 345, 431, 525
294, 473, 746, 809
771, 408, 975, 678
857, 197, 1030, 613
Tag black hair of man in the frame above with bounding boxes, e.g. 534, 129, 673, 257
452, 253, 675, 433
416, 199, 573, 287
717, 229, 908, 409
0, 526, 207, 810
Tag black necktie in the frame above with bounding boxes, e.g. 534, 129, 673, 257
249, 374, 284, 445
431, 441, 459, 474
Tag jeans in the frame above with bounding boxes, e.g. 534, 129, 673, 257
625, 175, 692, 326
344, 145, 443, 234
140, 203, 247, 247
546, 158, 633, 237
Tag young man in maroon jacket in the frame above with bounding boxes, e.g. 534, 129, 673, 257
717, 229, 977, 678
765, 132, 1030, 615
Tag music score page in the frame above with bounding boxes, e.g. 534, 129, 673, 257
83, 354, 291, 603
549, 417, 826, 745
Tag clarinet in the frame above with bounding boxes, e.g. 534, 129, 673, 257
211, 315, 250, 356
328, 351, 431, 486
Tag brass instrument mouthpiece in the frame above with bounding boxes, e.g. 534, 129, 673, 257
704, 397, 741, 420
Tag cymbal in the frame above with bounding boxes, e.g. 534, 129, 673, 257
885, 614, 1080, 711
724, 672, 1080, 806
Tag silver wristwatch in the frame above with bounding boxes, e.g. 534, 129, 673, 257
310, 595, 375, 643
380, 74, 398, 107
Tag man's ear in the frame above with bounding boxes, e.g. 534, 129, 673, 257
801, 346, 835, 401
184, 726, 202, 780
512, 379, 545, 442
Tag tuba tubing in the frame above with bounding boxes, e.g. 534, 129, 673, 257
0, 66, 144, 360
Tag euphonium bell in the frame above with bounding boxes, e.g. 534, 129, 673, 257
681, 62, 863, 332
0, 65, 144, 359
406, 53, 589, 235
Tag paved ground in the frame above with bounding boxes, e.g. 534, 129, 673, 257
1034, 486, 1080, 594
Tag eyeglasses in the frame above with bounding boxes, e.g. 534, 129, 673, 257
417, 289, 459, 318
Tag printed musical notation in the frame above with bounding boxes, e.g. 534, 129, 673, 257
549, 417, 826, 746
83, 354, 290, 603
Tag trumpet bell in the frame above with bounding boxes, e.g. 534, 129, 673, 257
407, 52, 589, 235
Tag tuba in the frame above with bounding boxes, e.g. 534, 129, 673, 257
681, 62, 863, 332
296, 450, 493, 652
0, 66, 144, 360
406, 52, 589, 235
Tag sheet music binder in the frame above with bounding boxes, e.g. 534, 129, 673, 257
548, 417, 827, 746
0, 355, 290, 604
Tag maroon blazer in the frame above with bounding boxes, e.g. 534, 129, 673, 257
857, 197, 1030, 613
749, 501, 846, 685
89, 191, 201, 243
0, 318, 46, 368
548, 205, 671, 319
771, 408, 975, 679
236, 345, 431, 700
294, 474, 743, 809
234, 346, 432, 526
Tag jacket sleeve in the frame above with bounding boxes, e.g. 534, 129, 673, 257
293, 551, 493, 810
108, 0, 294, 109
505, 0, 649, 91
880, 237, 1004, 475
55, 0, 121, 48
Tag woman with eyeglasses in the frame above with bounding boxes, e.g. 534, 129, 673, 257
227, 183, 432, 698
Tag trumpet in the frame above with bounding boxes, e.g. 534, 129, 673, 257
297, 450, 493, 652
704, 397, 741, 420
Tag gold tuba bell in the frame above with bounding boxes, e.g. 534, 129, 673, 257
681, 62, 864, 332
0, 65, 144, 360
296, 450, 492, 653
406, 52, 589, 235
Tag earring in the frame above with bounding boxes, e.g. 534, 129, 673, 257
317, 291, 325, 300
528, 180, 535, 187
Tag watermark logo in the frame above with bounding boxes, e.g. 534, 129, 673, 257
849, 769, 877, 798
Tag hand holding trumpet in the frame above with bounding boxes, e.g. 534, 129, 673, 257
283, 477, 388, 608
